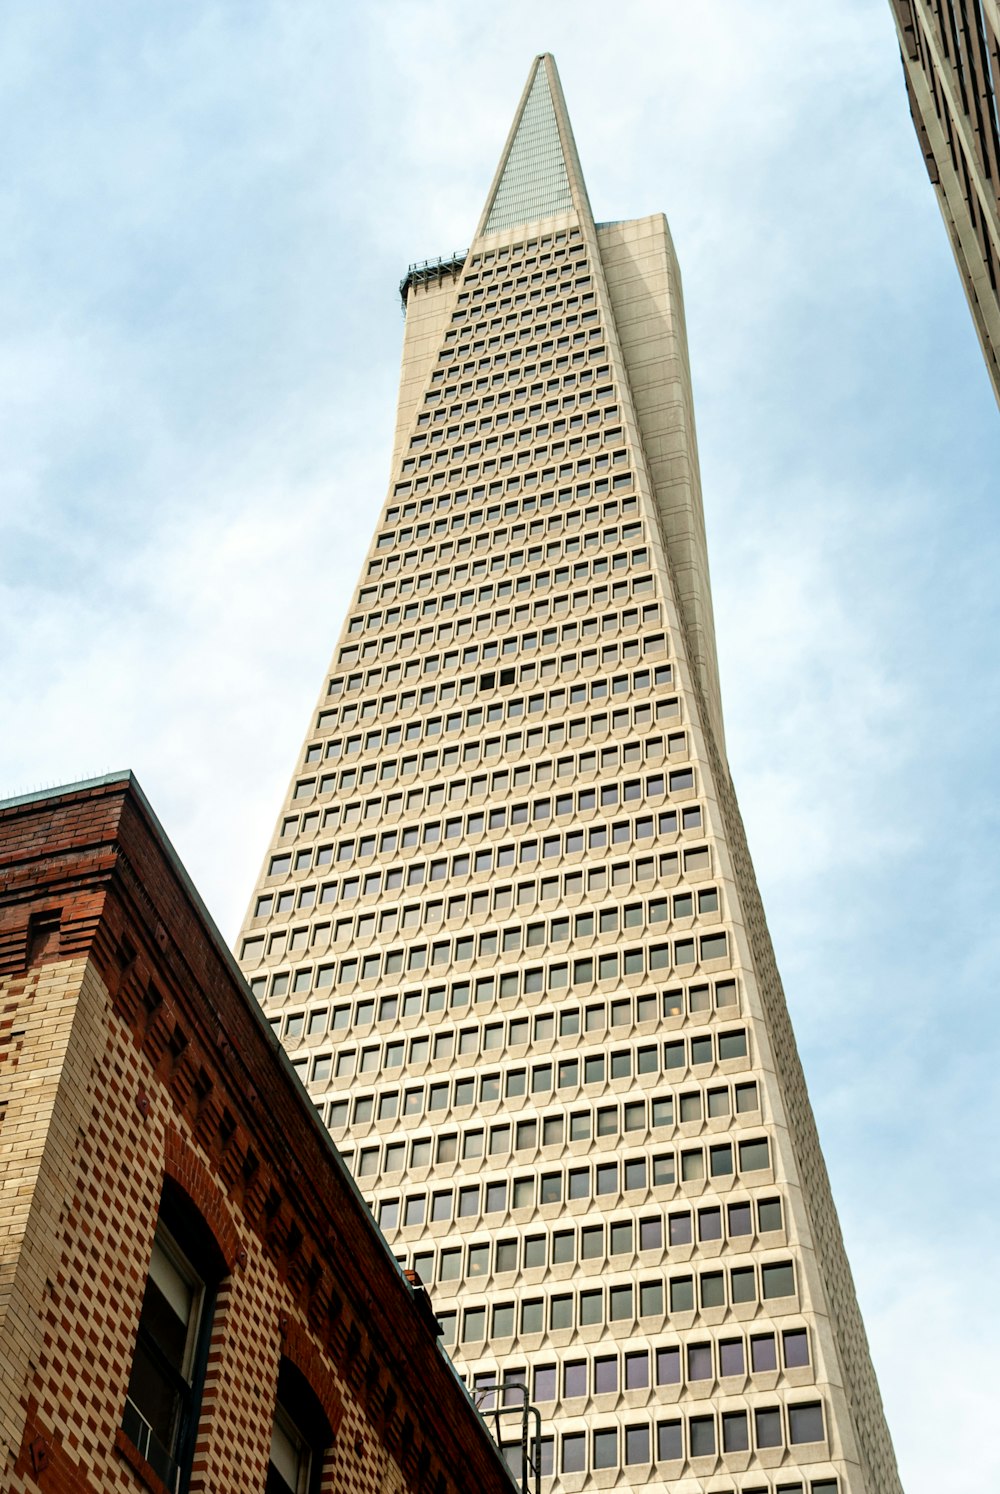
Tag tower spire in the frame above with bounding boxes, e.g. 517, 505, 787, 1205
476, 54, 591, 239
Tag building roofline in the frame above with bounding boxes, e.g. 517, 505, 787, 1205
0, 770, 514, 1481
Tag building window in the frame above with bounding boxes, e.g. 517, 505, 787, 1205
689, 1416, 715, 1457
562, 1433, 586, 1473
755, 1406, 783, 1448
722, 1411, 749, 1453
657, 1419, 682, 1461
784, 1328, 810, 1367
592, 1427, 618, 1470
789, 1402, 825, 1444
762, 1261, 795, 1299
121, 1184, 225, 1491
266, 1361, 331, 1494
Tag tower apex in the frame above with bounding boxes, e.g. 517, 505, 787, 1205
476, 54, 591, 240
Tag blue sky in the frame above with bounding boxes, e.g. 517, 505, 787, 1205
2, 3, 998, 1486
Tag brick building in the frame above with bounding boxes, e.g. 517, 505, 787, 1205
0, 772, 518, 1494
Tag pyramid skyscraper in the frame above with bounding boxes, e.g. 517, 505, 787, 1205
237, 55, 901, 1494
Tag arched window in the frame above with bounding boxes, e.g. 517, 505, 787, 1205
267, 1360, 332, 1494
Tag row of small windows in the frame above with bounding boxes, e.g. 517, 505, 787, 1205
248, 852, 716, 972
420, 369, 611, 430
333, 1082, 759, 1175
451, 254, 592, 295
267, 983, 737, 1054
364, 1076, 756, 1153
266, 980, 736, 1049
334, 615, 656, 697
459, 265, 587, 311
452, 268, 591, 318
441, 306, 601, 360
310, 703, 683, 779
362, 1085, 759, 1160
393, 436, 617, 508
338, 599, 661, 671
465, 231, 581, 275
273, 733, 689, 860
421, 382, 611, 431
416, 368, 603, 427
378, 477, 633, 554
443, 313, 600, 367
319, 681, 675, 756
329, 801, 699, 869
304, 1035, 750, 1121
284, 734, 682, 841
406, 426, 618, 510
296, 728, 683, 807
345, 1104, 766, 1188
397, 437, 620, 516
269, 992, 738, 1075
315, 1087, 753, 1153
341, 579, 653, 671
267, 804, 704, 889
444, 300, 599, 350
279, 930, 728, 1003
320, 658, 667, 732
351, 539, 644, 637
406, 385, 597, 454
470, 1324, 807, 1412
432, 325, 607, 382
410, 381, 617, 492
407, 397, 609, 479
259, 886, 716, 951
296, 777, 682, 856
408, 413, 615, 481
318, 1017, 752, 1093
256, 847, 713, 948
516, 1406, 828, 1477
359, 522, 646, 620
424, 351, 611, 414
373, 1143, 771, 1231
336, 1080, 756, 1169
400, 411, 619, 490
324, 1016, 751, 1090
395, 1198, 782, 1292
430, 1260, 798, 1348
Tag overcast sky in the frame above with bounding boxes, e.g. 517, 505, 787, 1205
2, 3, 998, 1487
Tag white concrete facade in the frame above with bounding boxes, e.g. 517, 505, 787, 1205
237, 55, 902, 1494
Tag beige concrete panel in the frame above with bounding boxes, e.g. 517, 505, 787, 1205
598, 217, 728, 759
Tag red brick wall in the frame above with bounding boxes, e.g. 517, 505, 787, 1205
0, 776, 513, 1494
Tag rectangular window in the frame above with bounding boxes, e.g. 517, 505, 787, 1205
755, 1406, 783, 1449
657, 1419, 682, 1461
122, 1212, 218, 1492
592, 1428, 617, 1470
762, 1261, 795, 1299
722, 1410, 749, 1452
689, 1416, 715, 1457
789, 1402, 825, 1444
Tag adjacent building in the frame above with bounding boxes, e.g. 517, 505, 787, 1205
237, 54, 902, 1494
0, 772, 517, 1494
889, 0, 1000, 407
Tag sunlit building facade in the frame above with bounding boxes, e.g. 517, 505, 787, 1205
237, 54, 902, 1494
889, 0, 1000, 407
